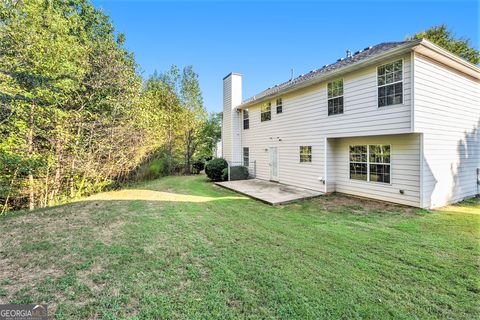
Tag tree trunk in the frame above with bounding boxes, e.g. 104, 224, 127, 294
2, 167, 19, 214
28, 102, 35, 210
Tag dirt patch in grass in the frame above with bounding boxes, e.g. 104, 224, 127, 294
309, 193, 421, 216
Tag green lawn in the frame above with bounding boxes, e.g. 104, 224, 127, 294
0, 175, 479, 319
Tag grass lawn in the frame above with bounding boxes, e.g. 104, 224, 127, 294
0, 175, 479, 319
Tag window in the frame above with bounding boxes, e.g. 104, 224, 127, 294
369, 145, 391, 183
261, 102, 271, 122
300, 146, 312, 163
349, 145, 391, 183
243, 147, 249, 166
349, 145, 368, 181
243, 109, 249, 130
276, 98, 283, 114
378, 60, 403, 107
327, 79, 344, 115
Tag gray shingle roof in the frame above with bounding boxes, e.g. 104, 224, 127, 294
241, 40, 418, 106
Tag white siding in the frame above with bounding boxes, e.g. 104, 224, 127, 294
222, 77, 232, 161
241, 53, 413, 193
222, 74, 243, 162
331, 134, 421, 207
414, 54, 480, 208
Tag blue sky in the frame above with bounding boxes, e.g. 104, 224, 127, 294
93, 0, 479, 113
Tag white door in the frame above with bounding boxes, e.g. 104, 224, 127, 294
269, 147, 278, 181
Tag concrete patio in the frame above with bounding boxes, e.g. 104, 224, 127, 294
215, 179, 323, 205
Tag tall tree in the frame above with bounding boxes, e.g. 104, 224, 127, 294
0, 1, 210, 212
408, 24, 479, 65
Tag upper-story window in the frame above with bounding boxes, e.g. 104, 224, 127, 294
261, 102, 271, 122
327, 79, 344, 116
276, 98, 283, 114
378, 60, 403, 107
243, 109, 249, 129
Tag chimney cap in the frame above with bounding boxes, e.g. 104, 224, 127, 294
223, 72, 243, 80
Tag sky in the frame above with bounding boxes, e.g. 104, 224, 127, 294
92, 0, 479, 113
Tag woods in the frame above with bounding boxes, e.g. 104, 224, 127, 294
0, 0, 219, 212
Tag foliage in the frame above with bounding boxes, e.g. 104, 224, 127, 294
221, 168, 228, 181
408, 24, 480, 64
205, 158, 228, 181
0, 0, 217, 212
197, 113, 222, 159
192, 159, 205, 174
0, 175, 478, 319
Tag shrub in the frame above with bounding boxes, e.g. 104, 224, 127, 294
221, 168, 228, 181
192, 159, 205, 174
149, 158, 164, 177
205, 158, 228, 181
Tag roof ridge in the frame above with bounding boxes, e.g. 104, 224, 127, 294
242, 40, 415, 105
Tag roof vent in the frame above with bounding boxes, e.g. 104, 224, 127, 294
364, 46, 372, 51
346, 50, 352, 58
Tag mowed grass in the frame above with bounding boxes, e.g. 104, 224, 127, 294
0, 176, 479, 319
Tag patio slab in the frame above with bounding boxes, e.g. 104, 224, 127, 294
215, 179, 323, 205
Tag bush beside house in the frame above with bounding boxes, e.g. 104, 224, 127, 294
205, 158, 228, 181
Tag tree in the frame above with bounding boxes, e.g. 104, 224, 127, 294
0, 1, 210, 212
408, 24, 479, 65
197, 113, 222, 159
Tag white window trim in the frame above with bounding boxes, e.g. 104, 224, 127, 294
327, 78, 344, 116
243, 109, 249, 130
261, 102, 271, 122
299, 146, 312, 163
376, 58, 404, 108
349, 144, 392, 184
243, 147, 249, 166
276, 98, 283, 114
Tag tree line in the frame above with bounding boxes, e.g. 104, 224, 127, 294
0, 0, 220, 212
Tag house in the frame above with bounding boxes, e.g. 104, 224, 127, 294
221, 39, 480, 208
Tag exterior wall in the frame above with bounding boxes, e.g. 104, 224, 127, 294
222, 73, 243, 162
331, 134, 421, 207
241, 53, 412, 192
414, 54, 480, 208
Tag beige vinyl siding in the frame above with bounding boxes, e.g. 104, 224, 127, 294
242, 97, 325, 191
242, 53, 413, 192
323, 54, 412, 137
331, 134, 421, 207
414, 54, 480, 208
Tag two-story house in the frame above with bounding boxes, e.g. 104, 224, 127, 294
221, 39, 480, 208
